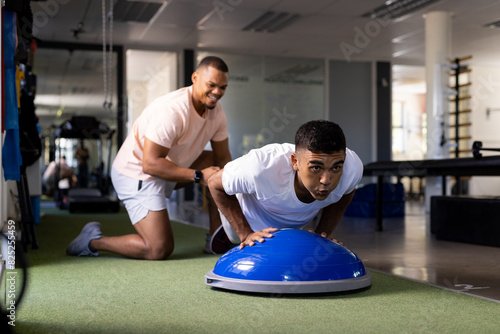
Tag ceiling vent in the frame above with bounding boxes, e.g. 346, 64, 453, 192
113, 0, 163, 23
242, 11, 300, 33
362, 0, 441, 20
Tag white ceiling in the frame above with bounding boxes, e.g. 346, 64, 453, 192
28, 0, 500, 126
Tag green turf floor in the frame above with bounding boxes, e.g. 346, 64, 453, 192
6, 207, 500, 333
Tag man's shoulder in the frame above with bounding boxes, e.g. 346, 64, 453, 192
343, 148, 364, 183
143, 87, 191, 121
153, 86, 190, 105
244, 143, 292, 166
243, 143, 294, 178
345, 148, 363, 169
255, 143, 294, 155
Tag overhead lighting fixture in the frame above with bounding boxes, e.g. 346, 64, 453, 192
484, 19, 500, 29
242, 11, 300, 33
362, 0, 441, 20
113, 0, 163, 23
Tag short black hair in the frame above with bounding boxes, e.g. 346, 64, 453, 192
295, 120, 346, 154
196, 56, 229, 73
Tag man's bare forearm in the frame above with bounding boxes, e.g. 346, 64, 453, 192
315, 191, 355, 236
207, 170, 253, 241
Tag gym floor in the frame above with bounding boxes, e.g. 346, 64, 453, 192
169, 195, 500, 303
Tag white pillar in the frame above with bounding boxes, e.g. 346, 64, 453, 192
424, 11, 452, 210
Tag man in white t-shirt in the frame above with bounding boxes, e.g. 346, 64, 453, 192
208, 120, 363, 249
66, 56, 233, 259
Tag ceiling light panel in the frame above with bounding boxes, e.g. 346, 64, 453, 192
114, 0, 163, 23
362, 0, 442, 20
242, 11, 300, 33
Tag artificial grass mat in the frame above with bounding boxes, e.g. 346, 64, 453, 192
11, 208, 500, 333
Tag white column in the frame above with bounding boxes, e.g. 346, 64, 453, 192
424, 11, 452, 210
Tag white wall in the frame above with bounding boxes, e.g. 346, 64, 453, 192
469, 66, 500, 196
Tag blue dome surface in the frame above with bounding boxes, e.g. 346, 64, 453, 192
212, 229, 367, 282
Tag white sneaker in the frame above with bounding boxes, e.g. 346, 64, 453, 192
203, 225, 234, 254
66, 222, 102, 256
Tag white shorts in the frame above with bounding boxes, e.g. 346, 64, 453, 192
111, 167, 175, 225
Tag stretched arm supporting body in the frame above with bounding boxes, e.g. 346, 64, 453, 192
312, 190, 355, 243
208, 169, 277, 249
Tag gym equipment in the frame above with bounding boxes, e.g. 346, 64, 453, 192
54, 116, 120, 213
205, 229, 371, 294
344, 182, 405, 218
363, 153, 500, 231
431, 195, 500, 247
472, 141, 500, 159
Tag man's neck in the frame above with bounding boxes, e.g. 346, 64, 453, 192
192, 99, 206, 116
294, 173, 315, 204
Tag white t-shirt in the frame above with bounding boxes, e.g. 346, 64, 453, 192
221, 143, 363, 232
113, 86, 228, 181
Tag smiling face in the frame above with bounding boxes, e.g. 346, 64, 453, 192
191, 65, 228, 115
291, 148, 346, 203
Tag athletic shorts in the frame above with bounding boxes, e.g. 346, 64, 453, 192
111, 167, 175, 225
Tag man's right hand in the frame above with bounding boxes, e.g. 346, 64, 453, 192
239, 227, 279, 249
201, 166, 221, 186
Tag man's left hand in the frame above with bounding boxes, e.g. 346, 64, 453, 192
307, 229, 344, 246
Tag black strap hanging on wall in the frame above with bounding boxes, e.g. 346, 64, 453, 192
102, 0, 114, 110
6, 0, 33, 66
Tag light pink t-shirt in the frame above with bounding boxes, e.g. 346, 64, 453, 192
113, 86, 228, 181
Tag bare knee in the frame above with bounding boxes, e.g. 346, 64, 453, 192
144, 242, 174, 260
134, 209, 175, 260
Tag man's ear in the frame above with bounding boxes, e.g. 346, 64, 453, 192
191, 71, 198, 84
291, 153, 299, 171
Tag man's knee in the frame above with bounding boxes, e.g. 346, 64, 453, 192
144, 242, 174, 260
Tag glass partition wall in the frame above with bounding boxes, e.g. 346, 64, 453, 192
36, 48, 326, 169
126, 50, 178, 132
197, 52, 326, 159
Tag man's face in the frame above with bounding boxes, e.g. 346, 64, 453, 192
291, 149, 346, 203
191, 66, 228, 111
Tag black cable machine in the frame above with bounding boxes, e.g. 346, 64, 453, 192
54, 116, 120, 213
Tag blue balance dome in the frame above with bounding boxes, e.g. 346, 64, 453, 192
205, 229, 371, 294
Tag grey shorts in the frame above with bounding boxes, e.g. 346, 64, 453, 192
111, 167, 175, 225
